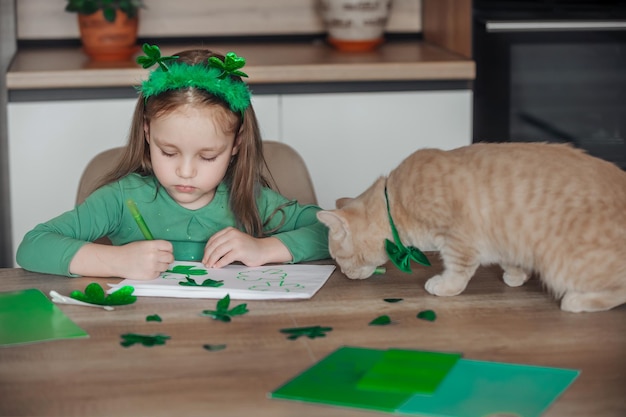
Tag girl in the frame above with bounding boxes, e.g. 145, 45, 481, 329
17, 45, 330, 280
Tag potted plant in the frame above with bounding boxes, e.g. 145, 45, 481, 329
65, 0, 146, 61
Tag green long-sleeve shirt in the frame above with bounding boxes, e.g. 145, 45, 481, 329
17, 174, 330, 276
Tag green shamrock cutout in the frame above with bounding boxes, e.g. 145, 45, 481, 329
179, 277, 224, 287
201, 294, 249, 322
369, 315, 392, 326
167, 265, 208, 276
120, 333, 170, 347
70, 283, 136, 306
208, 52, 248, 79
136, 43, 179, 71
417, 310, 437, 322
146, 314, 162, 322
280, 325, 333, 340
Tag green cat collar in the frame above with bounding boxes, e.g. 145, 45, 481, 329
384, 182, 430, 273
136, 43, 251, 114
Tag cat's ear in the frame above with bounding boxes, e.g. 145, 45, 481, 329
317, 210, 350, 240
335, 197, 353, 209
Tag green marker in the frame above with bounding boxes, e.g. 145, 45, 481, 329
126, 199, 154, 240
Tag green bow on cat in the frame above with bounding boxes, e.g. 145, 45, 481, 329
384, 185, 431, 273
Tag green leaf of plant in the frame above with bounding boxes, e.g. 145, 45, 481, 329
203, 344, 227, 351
417, 309, 437, 322
369, 315, 392, 326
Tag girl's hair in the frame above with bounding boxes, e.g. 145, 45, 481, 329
97, 49, 274, 237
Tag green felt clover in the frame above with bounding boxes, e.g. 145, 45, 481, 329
120, 333, 170, 347
369, 315, 392, 326
201, 294, 249, 322
136, 43, 179, 72
70, 283, 136, 306
384, 185, 431, 273
417, 309, 437, 322
280, 325, 333, 340
208, 52, 248, 79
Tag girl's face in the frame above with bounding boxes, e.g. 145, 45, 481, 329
145, 104, 240, 210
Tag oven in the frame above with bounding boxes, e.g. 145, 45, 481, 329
472, 1, 626, 169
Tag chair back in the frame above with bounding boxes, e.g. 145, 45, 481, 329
76, 141, 318, 206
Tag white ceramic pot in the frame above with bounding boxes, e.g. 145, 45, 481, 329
319, 0, 392, 52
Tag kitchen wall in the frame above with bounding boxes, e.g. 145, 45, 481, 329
17, 0, 421, 40
0, 0, 16, 267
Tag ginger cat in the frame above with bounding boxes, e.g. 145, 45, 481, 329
317, 142, 626, 312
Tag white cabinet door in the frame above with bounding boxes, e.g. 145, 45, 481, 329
8, 99, 135, 265
6, 95, 280, 265
281, 90, 473, 210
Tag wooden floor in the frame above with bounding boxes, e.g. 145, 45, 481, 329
1, 255, 624, 417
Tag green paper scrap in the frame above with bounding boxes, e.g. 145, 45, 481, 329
270, 346, 579, 417
417, 309, 437, 321
70, 283, 136, 306
146, 314, 162, 322
357, 349, 461, 394
203, 344, 227, 351
120, 333, 170, 347
280, 325, 333, 340
0, 289, 88, 347
271, 346, 411, 412
383, 298, 403, 303
369, 315, 392, 326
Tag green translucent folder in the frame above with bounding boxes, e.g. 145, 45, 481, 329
0, 289, 88, 347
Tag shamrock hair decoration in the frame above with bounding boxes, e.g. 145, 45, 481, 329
136, 43, 179, 72
209, 52, 249, 79
384, 183, 431, 273
136, 43, 252, 114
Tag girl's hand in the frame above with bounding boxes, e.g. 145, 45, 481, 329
69, 240, 174, 280
117, 240, 174, 279
202, 227, 292, 268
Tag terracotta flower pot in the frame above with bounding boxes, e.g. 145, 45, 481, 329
77, 10, 139, 61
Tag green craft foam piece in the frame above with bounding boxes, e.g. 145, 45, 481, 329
120, 333, 170, 347
70, 283, 136, 306
417, 309, 437, 321
146, 314, 162, 322
369, 315, 392, 326
357, 349, 462, 394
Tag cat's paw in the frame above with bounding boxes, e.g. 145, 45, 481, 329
502, 267, 528, 287
560, 291, 626, 313
425, 274, 467, 296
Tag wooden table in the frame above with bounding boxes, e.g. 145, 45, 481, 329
1, 256, 624, 417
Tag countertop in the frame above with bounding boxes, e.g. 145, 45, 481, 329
6, 39, 475, 90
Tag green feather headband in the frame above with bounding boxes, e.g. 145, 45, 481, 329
136, 43, 251, 114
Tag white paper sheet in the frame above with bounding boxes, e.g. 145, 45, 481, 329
107, 262, 336, 300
